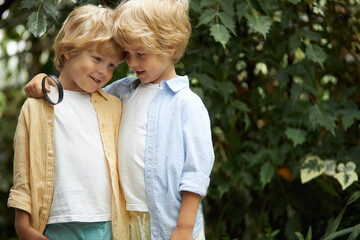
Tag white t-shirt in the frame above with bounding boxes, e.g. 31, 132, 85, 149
47, 90, 112, 224
118, 83, 160, 211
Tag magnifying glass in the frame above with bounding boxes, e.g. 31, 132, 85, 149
42, 75, 64, 105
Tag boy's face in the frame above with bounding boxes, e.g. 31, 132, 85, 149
123, 45, 176, 84
60, 50, 120, 93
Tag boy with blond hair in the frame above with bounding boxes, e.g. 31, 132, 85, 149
107, 0, 214, 239
9, 5, 128, 240
25, 0, 215, 239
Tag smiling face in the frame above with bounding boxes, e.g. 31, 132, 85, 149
59, 50, 120, 93
123, 45, 177, 84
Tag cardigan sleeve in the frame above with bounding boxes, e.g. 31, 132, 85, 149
8, 102, 32, 214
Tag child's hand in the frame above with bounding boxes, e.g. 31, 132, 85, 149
15, 209, 51, 240
24, 73, 48, 98
170, 226, 193, 240
17, 226, 51, 240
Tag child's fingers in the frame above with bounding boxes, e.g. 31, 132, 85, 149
44, 80, 52, 93
24, 82, 44, 98
24, 73, 47, 98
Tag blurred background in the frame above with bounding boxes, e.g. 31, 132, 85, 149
1, 0, 360, 239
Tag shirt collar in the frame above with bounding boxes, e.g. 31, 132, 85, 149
92, 89, 108, 100
161, 75, 189, 93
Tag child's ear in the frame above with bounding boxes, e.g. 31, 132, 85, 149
168, 47, 176, 57
64, 52, 71, 60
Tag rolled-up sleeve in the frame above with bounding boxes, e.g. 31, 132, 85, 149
179, 105, 214, 197
8, 105, 32, 214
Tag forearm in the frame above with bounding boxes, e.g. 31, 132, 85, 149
177, 191, 201, 229
15, 209, 31, 238
15, 209, 49, 240
170, 191, 201, 240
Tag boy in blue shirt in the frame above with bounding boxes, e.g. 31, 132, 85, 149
25, 0, 214, 239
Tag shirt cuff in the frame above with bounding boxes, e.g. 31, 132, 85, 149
179, 172, 210, 197
7, 188, 32, 214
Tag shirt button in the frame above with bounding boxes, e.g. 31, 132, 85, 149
48, 150, 53, 155
46, 182, 51, 187
48, 120, 52, 124
42, 210, 47, 215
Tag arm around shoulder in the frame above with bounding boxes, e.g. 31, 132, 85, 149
24, 73, 47, 98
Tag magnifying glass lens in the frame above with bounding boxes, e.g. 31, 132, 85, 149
45, 77, 59, 102
42, 75, 63, 105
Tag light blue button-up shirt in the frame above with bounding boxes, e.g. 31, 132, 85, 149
104, 75, 214, 239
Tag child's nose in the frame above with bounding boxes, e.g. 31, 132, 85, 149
127, 56, 137, 69
98, 63, 108, 75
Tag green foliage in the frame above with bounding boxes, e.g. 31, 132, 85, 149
247, 15, 272, 39
285, 127, 307, 147
2, 0, 360, 239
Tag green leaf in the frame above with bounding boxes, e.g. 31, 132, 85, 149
334, 162, 358, 190
249, 0, 268, 15
348, 224, 360, 240
247, 15, 272, 39
232, 100, 250, 112
210, 24, 230, 48
287, 61, 316, 86
295, 232, 305, 240
337, 109, 360, 130
43, 0, 59, 22
20, 0, 40, 9
305, 44, 327, 68
189, 0, 201, 13
260, 161, 275, 187
301, 155, 326, 183
285, 127, 307, 147
196, 73, 217, 91
27, 11, 47, 37
309, 105, 336, 133
299, 29, 322, 41
341, 114, 355, 130
334, 171, 358, 190
323, 191, 360, 237
220, 0, 235, 19
305, 226, 312, 240
236, 2, 249, 22
196, 9, 217, 27
215, 81, 236, 101
200, 0, 217, 8
219, 12, 236, 35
